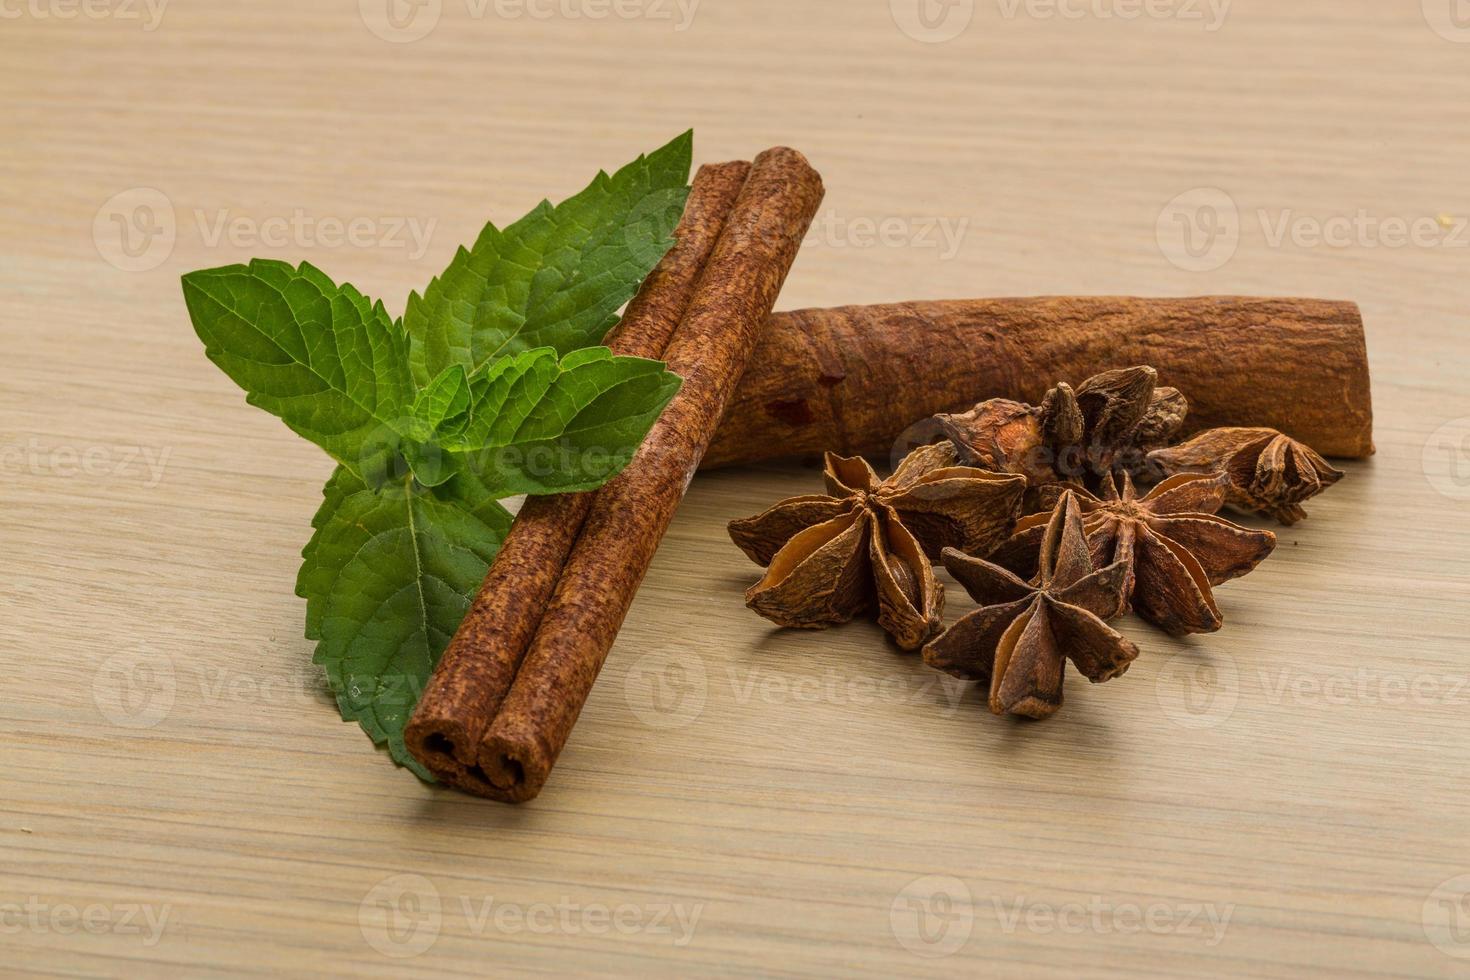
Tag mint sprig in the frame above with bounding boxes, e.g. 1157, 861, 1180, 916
183, 132, 694, 774
298, 466, 511, 778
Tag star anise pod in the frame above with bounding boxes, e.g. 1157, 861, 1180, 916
923, 492, 1139, 719
729, 444, 1027, 564
990, 472, 1276, 636
934, 366, 1188, 490
1147, 427, 1344, 525
729, 446, 1026, 650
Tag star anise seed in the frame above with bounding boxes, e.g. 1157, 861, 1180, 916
989, 472, 1276, 636
729, 446, 1026, 650
934, 365, 1188, 491
923, 492, 1139, 719
729, 446, 1026, 565
741, 503, 942, 650
1147, 427, 1344, 525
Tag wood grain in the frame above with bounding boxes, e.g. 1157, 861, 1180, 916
3, 1, 1469, 976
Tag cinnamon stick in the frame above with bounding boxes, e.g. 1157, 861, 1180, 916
475, 146, 825, 802
704, 297, 1374, 467
403, 161, 752, 791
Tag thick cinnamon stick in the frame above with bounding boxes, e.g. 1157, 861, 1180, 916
403, 161, 752, 790
704, 297, 1374, 467
476, 146, 825, 802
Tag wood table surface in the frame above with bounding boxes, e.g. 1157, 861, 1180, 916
4, 1, 1469, 976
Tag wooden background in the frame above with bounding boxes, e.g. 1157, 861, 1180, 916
4, 1, 1469, 976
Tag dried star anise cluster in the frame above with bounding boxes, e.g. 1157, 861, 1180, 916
934, 366, 1188, 492
990, 472, 1276, 636
728, 444, 1025, 650
1147, 427, 1344, 525
924, 492, 1139, 718
728, 364, 1346, 720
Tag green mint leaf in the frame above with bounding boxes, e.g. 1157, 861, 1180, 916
299, 465, 512, 777
404, 130, 693, 385
447, 347, 682, 496
398, 365, 473, 487
409, 364, 472, 438
182, 259, 415, 483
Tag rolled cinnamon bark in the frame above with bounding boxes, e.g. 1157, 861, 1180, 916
476, 146, 825, 802
403, 161, 752, 791
704, 297, 1374, 467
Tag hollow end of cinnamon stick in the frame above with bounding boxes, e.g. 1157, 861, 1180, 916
477, 737, 544, 804
404, 716, 497, 794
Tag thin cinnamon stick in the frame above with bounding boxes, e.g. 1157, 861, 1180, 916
476, 146, 825, 802
403, 161, 752, 791
704, 297, 1374, 467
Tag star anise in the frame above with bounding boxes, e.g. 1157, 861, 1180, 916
729, 444, 1027, 564
1147, 427, 1344, 525
923, 492, 1139, 719
991, 472, 1276, 636
934, 366, 1188, 490
729, 446, 1026, 650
